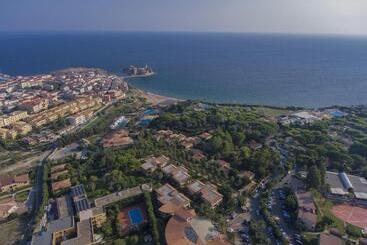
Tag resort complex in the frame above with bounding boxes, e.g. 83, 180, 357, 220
0, 68, 367, 245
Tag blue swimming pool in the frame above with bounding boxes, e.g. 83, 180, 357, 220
144, 109, 158, 115
128, 208, 144, 225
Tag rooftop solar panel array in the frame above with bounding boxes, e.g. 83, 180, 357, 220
70, 184, 91, 213
74, 197, 91, 213
71, 184, 86, 197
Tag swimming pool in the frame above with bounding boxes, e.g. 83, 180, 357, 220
128, 208, 144, 225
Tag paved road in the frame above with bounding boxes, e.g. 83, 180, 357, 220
249, 187, 277, 245
271, 171, 302, 245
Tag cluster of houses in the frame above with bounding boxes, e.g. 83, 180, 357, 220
0, 173, 30, 219
142, 155, 224, 208
50, 164, 72, 194
154, 130, 211, 149
101, 129, 134, 148
0, 173, 30, 193
0, 68, 129, 142
0, 196, 28, 219
155, 183, 230, 245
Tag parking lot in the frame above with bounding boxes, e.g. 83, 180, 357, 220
270, 188, 303, 245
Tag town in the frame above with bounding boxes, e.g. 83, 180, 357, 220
0, 68, 367, 245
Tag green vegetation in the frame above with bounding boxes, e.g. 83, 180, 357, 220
345, 223, 363, 238
49, 100, 367, 242
283, 187, 298, 221
144, 192, 160, 245
15, 190, 29, 202
58, 97, 144, 146
249, 220, 270, 245
312, 191, 345, 233
35, 161, 50, 224
302, 233, 319, 245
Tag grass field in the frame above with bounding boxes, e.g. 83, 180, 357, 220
302, 233, 319, 245
15, 190, 29, 202
312, 191, 345, 233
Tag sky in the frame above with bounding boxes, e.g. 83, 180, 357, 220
1, 0, 367, 36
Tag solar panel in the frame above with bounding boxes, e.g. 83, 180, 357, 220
184, 227, 198, 243
71, 184, 86, 197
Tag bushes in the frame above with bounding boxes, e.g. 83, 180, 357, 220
144, 192, 160, 245
345, 224, 362, 238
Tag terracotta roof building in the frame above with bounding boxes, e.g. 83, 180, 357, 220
101, 129, 134, 148
156, 184, 191, 214
216, 160, 231, 176
165, 207, 231, 245
141, 155, 170, 172
0, 173, 30, 192
52, 179, 72, 193
162, 164, 191, 186
51, 164, 67, 174
187, 181, 223, 208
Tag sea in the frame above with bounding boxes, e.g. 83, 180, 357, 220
1, 31, 367, 108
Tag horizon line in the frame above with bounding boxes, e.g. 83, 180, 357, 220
1, 29, 367, 38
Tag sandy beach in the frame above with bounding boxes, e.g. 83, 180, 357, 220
136, 89, 183, 106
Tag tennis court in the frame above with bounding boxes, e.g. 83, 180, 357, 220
331, 204, 367, 230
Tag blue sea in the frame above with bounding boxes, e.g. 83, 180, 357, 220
1, 32, 367, 107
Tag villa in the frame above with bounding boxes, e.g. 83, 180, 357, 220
187, 180, 223, 208
162, 164, 191, 186
164, 207, 230, 245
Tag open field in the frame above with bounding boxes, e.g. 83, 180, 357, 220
0, 218, 28, 245
0, 151, 46, 175
253, 107, 292, 117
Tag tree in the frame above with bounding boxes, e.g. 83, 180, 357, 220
307, 165, 322, 189
101, 220, 113, 237
144, 192, 160, 245
285, 194, 298, 213
113, 239, 126, 245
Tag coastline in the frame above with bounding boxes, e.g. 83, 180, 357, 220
134, 88, 184, 106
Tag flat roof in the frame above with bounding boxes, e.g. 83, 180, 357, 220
348, 174, 367, 194
172, 169, 190, 184
187, 180, 205, 193
162, 164, 177, 175
141, 162, 157, 171
74, 197, 91, 213
70, 184, 86, 198
293, 111, 316, 119
79, 207, 104, 221
56, 196, 74, 219
355, 192, 367, 200
48, 215, 74, 233
156, 183, 191, 207
200, 186, 223, 207
326, 171, 367, 198
330, 188, 349, 196
94, 186, 142, 207
60, 219, 94, 245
